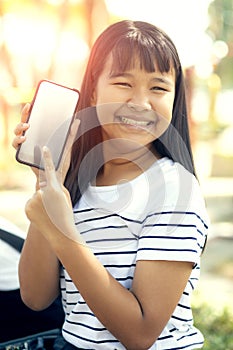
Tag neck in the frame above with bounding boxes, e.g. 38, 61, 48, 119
95, 143, 161, 186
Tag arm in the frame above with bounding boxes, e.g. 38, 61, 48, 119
13, 106, 80, 311
25, 147, 193, 350
12, 104, 60, 309
53, 237, 192, 350
18, 224, 61, 310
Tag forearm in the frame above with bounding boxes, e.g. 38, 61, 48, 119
19, 223, 60, 310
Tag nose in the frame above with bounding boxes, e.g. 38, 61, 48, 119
127, 89, 152, 111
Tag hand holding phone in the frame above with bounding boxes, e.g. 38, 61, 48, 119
16, 80, 80, 170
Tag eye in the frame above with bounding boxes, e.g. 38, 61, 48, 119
113, 82, 131, 88
151, 86, 168, 92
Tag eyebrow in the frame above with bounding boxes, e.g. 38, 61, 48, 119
151, 77, 174, 86
109, 72, 174, 86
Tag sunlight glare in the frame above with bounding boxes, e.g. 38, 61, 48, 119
56, 31, 89, 64
3, 14, 56, 58
105, 0, 213, 68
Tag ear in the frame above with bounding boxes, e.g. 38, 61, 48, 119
90, 89, 97, 106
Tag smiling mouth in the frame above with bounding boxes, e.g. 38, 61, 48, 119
117, 116, 154, 127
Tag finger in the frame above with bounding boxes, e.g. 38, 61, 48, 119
14, 104, 31, 136
41, 146, 59, 188
37, 168, 46, 189
14, 122, 29, 136
13, 120, 30, 149
21, 103, 31, 122
12, 134, 26, 149
58, 119, 80, 182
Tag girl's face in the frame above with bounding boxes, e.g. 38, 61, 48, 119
91, 55, 176, 150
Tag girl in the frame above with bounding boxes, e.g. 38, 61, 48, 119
13, 20, 208, 350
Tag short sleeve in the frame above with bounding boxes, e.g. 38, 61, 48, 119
136, 162, 209, 264
136, 208, 208, 264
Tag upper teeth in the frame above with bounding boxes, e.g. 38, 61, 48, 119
120, 116, 150, 126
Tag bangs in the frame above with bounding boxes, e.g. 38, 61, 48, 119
110, 34, 179, 75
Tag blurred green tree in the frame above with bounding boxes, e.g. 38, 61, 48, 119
207, 0, 233, 88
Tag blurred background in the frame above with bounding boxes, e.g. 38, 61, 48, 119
0, 0, 232, 348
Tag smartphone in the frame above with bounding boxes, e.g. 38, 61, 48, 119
16, 80, 80, 170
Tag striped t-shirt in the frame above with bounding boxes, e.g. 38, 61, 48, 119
60, 157, 209, 349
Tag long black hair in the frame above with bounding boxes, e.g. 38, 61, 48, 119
65, 20, 195, 205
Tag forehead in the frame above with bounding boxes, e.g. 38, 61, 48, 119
103, 53, 175, 80
107, 37, 177, 75
105, 50, 176, 82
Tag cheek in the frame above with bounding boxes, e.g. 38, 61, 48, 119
93, 79, 113, 105
94, 91, 112, 106
149, 116, 170, 140
96, 103, 118, 125
155, 95, 174, 122
151, 96, 174, 138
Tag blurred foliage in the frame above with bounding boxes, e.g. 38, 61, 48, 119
207, 0, 233, 88
193, 303, 233, 350
216, 55, 233, 89
208, 0, 233, 42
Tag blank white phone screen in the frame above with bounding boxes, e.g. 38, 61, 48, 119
16, 80, 79, 170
